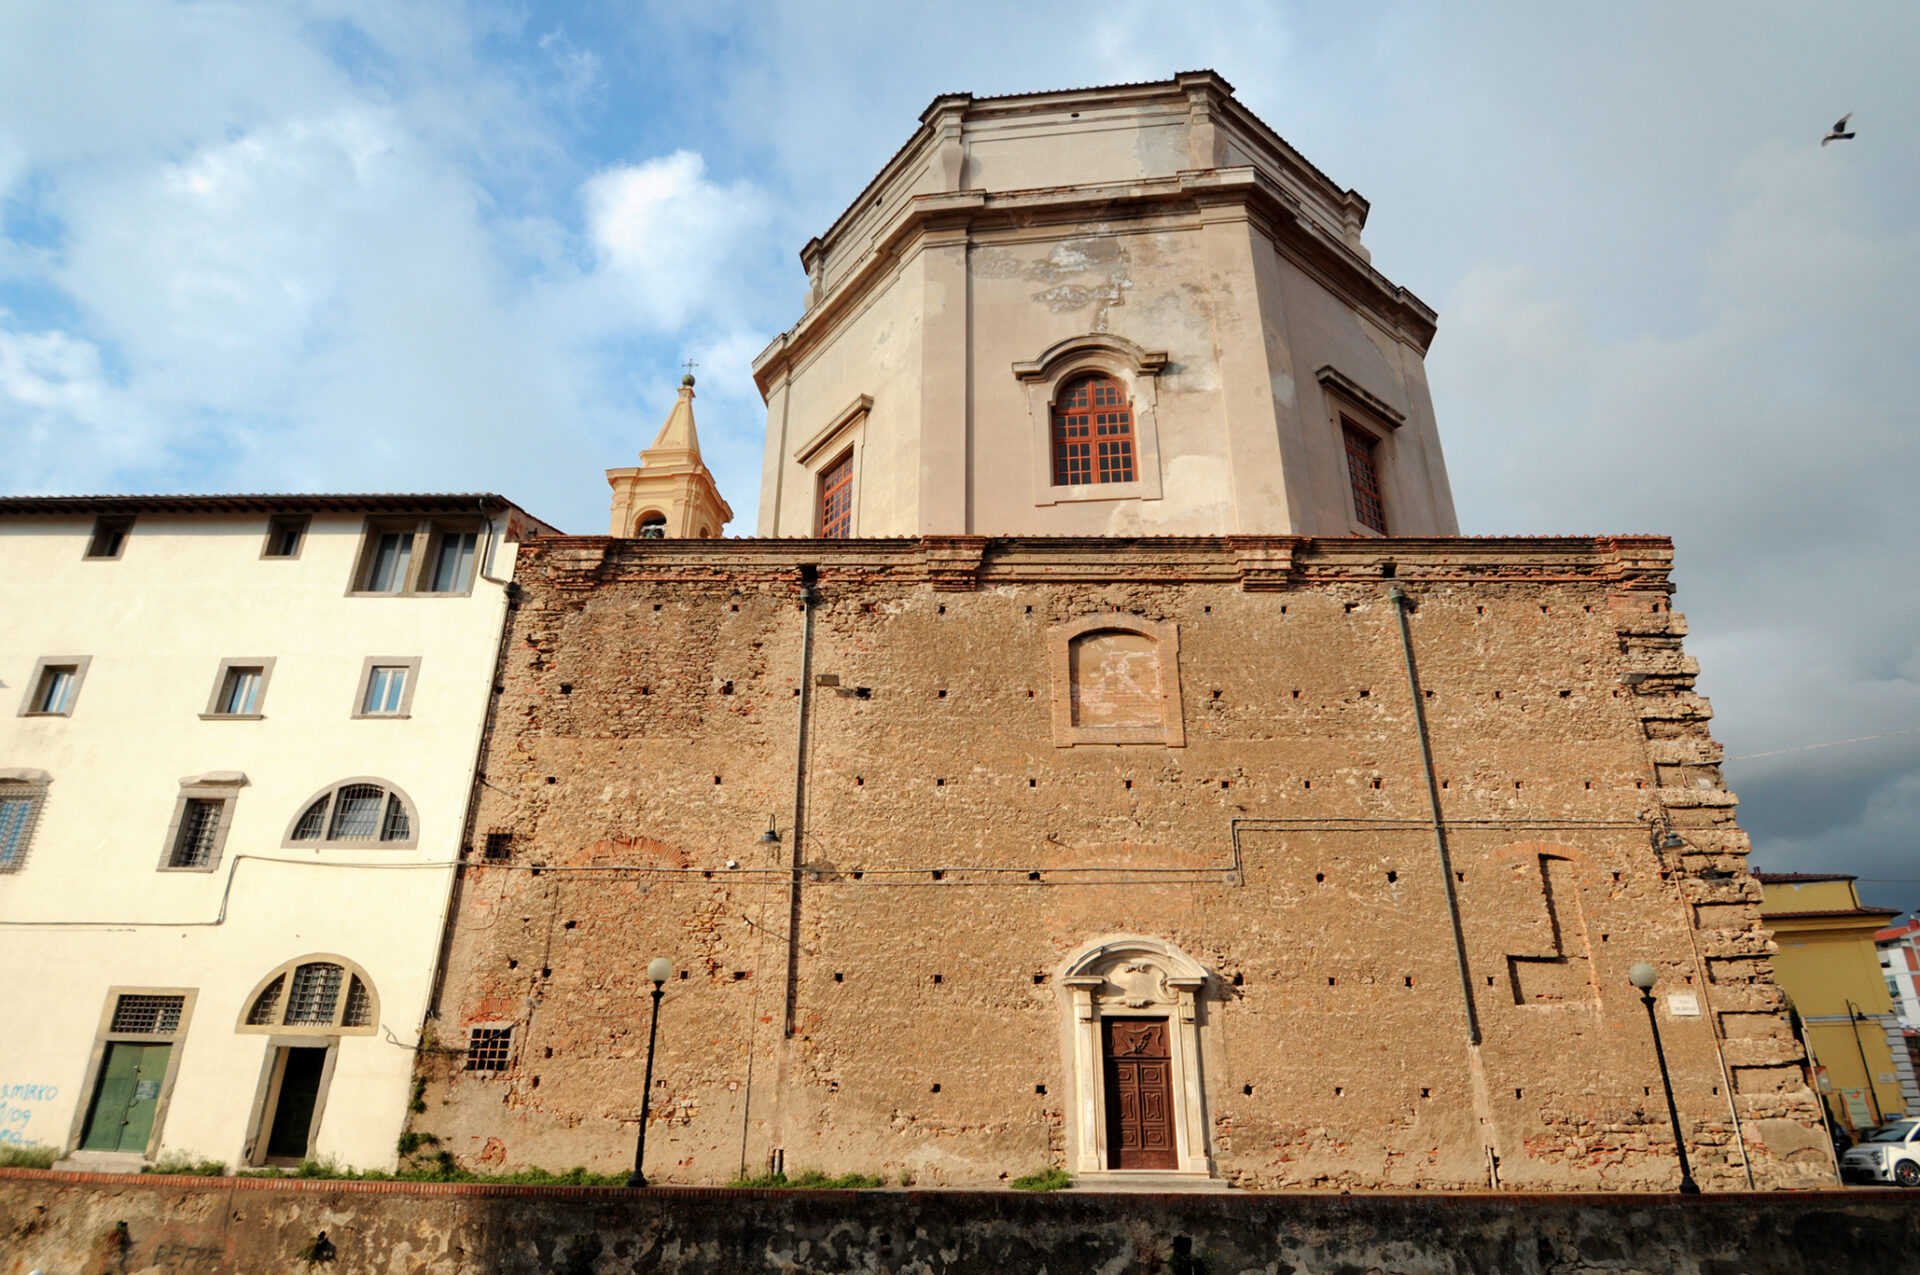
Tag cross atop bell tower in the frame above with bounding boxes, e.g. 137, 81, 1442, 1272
606, 372, 734, 538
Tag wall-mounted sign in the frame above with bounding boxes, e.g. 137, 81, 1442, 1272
1666, 992, 1701, 1017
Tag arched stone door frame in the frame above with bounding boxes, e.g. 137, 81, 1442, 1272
1060, 934, 1215, 1178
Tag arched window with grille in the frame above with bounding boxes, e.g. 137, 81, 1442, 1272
282, 778, 417, 848
1051, 373, 1135, 487
236, 955, 379, 1035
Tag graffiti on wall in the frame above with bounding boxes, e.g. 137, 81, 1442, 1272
0, 1082, 60, 1148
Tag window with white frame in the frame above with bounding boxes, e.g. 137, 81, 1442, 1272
352, 657, 420, 719
204, 658, 275, 719
364, 667, 406, 714
18, 656, 90, 718
284, 778, 417, 848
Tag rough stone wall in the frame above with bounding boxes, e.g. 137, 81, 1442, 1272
3, 1171, 1911, 1275
415, 535, 1829, 1191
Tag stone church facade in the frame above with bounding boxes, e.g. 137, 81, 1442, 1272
413, 74, 1831, 1191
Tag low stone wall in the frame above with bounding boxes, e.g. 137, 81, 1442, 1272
3, 1170, 1916, 1274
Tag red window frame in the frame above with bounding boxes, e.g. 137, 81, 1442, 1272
1343, 422, 1386, 533
1052, 374, 1135, 486
818, 450, 854, 539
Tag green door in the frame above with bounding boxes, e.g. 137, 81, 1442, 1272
80, 1042, 170, 1153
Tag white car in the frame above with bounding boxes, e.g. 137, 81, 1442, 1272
1840, 1119, 1920, 1186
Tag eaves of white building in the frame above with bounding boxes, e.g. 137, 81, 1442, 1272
0, 493, 554, 1173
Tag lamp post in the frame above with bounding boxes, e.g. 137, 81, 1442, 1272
627, 956, 673, 1188
1629, 961, 1700, 1194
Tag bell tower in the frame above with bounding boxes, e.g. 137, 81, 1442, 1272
606, 374, 733, 538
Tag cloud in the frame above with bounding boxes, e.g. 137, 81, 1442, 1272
581, 151, 766, 331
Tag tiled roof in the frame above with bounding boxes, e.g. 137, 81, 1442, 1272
0, 492, 558, 530
1757, 871, 1858, 883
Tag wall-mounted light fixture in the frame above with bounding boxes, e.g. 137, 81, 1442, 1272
759, 816, 781, 844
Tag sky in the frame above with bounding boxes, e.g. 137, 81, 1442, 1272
2, 2, 1916, 910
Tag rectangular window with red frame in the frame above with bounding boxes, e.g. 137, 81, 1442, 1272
1344, 423, 1386, 533
818, 450, 853, 538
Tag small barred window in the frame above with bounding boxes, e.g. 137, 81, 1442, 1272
465, 1026, 514, 1072
237, 957, 378, 1035
111, 994, 184, 1035
286, 962, 344, 1024
247, 975, 285, 1025
286, 779, 416, 847
342, 976, 373, 1028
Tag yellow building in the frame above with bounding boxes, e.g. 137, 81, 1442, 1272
1760, 872, 1917, 1133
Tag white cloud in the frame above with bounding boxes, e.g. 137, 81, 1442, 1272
581, 151, 765, 331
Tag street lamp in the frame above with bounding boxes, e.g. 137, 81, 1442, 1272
1629, 961, 1700, 1194
627, 955, 673, 1188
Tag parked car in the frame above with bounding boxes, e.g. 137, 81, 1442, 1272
1840, 1119, 1920, 1186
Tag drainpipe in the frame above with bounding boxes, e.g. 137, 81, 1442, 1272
1386, 584, 1480, 1046
1846, 999, 1885, 1126
782, 566, 818, 1039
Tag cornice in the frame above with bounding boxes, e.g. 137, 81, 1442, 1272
523, 534, 1676, 594
754, 170, 1437, 395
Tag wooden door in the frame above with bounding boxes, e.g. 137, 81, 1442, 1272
81, 1042, 169, 1153
1103, 1018, 1177, 1169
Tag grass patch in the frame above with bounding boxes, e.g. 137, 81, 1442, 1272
726, 1169, 886, 1189
0, 1144, 58, 1169
235, 1157, 625, 1186
146, 1152, 228, 1177
1009, 1166, 1073, 1192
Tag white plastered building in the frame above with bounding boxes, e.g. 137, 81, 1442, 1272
0, 494, 552, 1172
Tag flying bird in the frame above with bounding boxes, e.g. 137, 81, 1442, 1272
1822, 112, 1855, 146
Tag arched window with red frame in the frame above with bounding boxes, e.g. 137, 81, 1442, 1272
1052, 373, 1135, 486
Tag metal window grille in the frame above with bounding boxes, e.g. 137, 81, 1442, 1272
342, 976, 373, 1028
286, 963, 344, 1025
379, 794, 410, 842
1053, 375, 1133, 485
818, 451, 853, 539
247, 975, 286, 1025
1343, 423, 1386, 533
292, 795, 330, 840
217, 667, 262, 715
328, 785, 386, 840
465, 1026, 513, 1072
111, 994, 184, 1035
484, 831, 513, 860
170, 798, 223, 868
0, 792, 42, 872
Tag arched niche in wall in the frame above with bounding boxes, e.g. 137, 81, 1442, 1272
1014, 333, 1169, 509
1058, 934, 1214, 1178
1048, 614, 1184, 747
